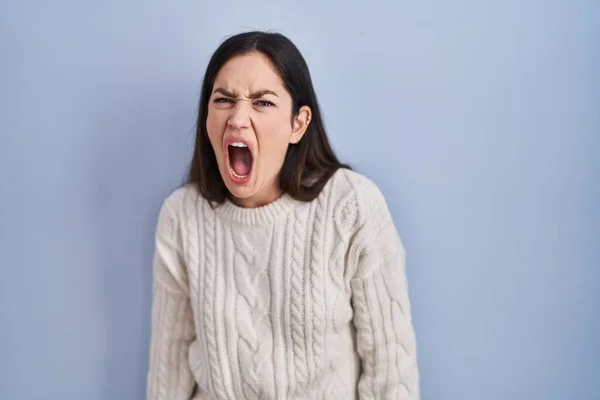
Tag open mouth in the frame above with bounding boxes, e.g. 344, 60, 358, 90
227, 140, 253, 180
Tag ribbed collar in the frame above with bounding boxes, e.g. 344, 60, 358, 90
214, 193, 302, 226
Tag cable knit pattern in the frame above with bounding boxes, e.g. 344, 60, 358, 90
146, 189, 196, 400
201, 203, 228, 399
350, 191, 420, 400
232, 227, 272, 399
289, 209, 309, 394
309, 190, 327, 379
146, 168, 420, 400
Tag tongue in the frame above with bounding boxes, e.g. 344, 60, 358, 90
230, 147, 252, 176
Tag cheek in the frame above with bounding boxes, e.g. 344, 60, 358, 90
257, 118, 293, 164
206, 112, 224, 157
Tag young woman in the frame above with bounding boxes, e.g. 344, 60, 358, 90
146, 31, 420, 400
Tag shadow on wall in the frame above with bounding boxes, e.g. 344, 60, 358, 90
86, 81, 194, 399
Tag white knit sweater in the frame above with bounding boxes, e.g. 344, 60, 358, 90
146, 169, 420, 400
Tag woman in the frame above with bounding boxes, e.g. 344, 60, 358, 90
146, 31, 420, 400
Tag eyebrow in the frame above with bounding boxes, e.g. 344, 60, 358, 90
212, 87, 279, 99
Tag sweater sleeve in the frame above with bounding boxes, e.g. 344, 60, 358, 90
350, 193, 420, 400
146, 194, 196, 400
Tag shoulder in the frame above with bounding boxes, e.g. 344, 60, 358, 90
155, 184, 204, 239
324, 169, 403, 279
160, 184, 198, 213
341, 168, 386, 200
327, 168, 388, 215
324, 168, 389, 233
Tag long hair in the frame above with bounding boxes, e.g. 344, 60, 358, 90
187, 31, 350, 205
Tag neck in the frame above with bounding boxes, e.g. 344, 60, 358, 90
230, 185, 283, 209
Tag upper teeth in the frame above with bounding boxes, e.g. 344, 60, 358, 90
230, 142, 247, 147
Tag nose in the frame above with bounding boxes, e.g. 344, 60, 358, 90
227, 103, 251, 130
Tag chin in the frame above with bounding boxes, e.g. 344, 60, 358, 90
224, 181, 257, 200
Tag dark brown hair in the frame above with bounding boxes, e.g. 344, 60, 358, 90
187, 31, 350, 206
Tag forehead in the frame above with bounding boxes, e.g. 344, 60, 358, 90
213, 52, 285, 93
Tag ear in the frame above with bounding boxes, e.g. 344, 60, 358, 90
289, 105, 312, 144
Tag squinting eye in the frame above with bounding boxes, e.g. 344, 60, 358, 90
214, 97, 233, 103
255, 100, 275, 107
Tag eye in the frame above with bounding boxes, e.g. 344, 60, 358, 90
214, 97, 233, 104
255, 100, 275, 107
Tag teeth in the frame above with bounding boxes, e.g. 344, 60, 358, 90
229, 141, 247, 147
230, 167, 248, 179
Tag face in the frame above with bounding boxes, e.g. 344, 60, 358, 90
206, 52, 311, 208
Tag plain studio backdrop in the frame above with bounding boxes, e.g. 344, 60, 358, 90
1, 1, 598, 399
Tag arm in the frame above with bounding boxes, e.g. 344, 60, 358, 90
351, 195, 420, 400
146, 194, 196, 400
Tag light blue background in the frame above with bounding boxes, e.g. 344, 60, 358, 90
1, 1, 598, 399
